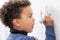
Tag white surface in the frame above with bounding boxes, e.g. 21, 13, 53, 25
44, 0, 60, 40
0, 21, 5, 40
0, 0, 60, 40
0, 0, 45, 40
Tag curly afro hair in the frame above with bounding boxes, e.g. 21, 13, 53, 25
0, 0, 31, 29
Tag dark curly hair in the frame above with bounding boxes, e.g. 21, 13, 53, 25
0, 0, 31, 29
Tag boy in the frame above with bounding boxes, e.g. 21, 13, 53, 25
0, 0, 56, 40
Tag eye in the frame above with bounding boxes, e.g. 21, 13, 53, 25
28, 14, 32, 18
28, 16, 31, 18
29, 15, 32, 17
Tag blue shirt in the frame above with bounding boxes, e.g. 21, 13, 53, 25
7, 34, 35, 40
46, 26, 56, 40
7, 26, 56, 40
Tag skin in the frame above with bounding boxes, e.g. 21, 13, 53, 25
44, 16, 54, 26
12, 6, 35, 33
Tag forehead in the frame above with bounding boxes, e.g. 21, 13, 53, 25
21, 6, 32, 15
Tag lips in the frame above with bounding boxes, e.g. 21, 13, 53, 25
32, 23, 34, 28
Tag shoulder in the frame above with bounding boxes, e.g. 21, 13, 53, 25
7, 34, 35, 40
23, 36, 35, 40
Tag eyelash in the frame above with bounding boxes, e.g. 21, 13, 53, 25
29, 15, 32, 17
29, 15, 32, 18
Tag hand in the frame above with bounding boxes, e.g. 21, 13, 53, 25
44, 16, 54, 26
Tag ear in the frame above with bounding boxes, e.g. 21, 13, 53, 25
12, 19, 21, 27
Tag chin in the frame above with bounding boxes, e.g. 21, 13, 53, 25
28, 29, 33, 33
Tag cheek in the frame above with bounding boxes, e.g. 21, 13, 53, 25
20, 19, 30, 28
23, 18, 32, 25
25, 19, 33, 26
25, 19, 34, 29
20, 18, 34, 32
24, 19, 33, 29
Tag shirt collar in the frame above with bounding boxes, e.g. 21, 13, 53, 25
10, 29, 27, 35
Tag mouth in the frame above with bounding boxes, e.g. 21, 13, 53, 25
32, 23, 34, 28
32, 26, 34, 28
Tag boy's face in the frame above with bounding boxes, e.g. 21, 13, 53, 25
13, 6, 35, 33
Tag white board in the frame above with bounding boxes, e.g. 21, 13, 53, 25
45, 4, 60, 40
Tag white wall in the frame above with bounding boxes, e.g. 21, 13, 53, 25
42, 0, 60, 40
0, 0, 60, 40
48, 1, 60, 40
